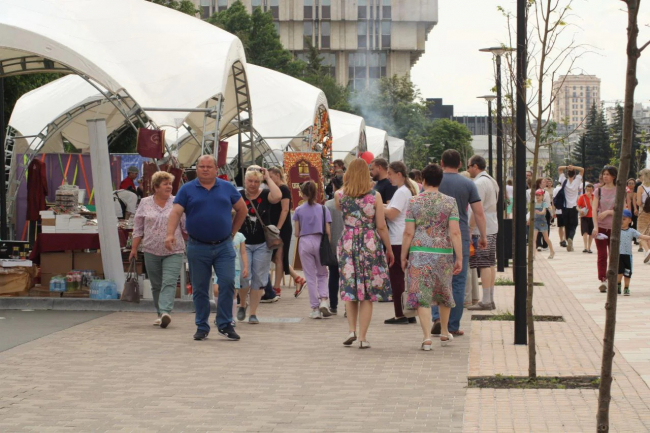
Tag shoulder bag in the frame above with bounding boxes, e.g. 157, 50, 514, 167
250, 197, 283, 250
319, 205, 338, 267
121, 258, 140, 303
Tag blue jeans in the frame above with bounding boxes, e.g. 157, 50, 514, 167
432, 238, 470, 332
187, 238, 236, 332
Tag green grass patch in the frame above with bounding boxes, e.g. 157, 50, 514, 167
479, 277, 544, 286
471, 313, 564, 322
468, 375, 599, 389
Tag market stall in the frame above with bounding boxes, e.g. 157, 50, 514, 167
365, 126, 389, 161
330, 110, 367, 164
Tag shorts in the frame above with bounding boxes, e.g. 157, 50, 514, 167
580, 217, 594, 236
556, 213, 565, 228
618, 254, 632, 278
534, 218, 548, 232
213, 270, 242, 289
469, 233, 497, 269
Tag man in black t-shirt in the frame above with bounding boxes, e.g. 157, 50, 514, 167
370, 157, 397, 204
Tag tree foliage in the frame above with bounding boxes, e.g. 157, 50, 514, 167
149, 0, 199, 15
208, 1, 304, 77
572, 104, 610, 182
608, 103, 645, 175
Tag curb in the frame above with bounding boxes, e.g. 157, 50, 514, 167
0, 298, 211, 313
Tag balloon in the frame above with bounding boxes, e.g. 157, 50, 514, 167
359, 151, 374, 164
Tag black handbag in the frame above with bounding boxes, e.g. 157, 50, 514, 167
319, 206, 338, 267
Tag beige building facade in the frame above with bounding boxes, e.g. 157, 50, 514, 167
193, 0, 438, 89
552, 74, 601, 130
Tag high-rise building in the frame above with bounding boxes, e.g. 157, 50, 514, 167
552, 74, 601, 130
193, 0, 438, 90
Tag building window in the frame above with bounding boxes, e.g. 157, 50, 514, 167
321, 0, 331, 19
382, 0, 391, 19
380, 52, 387, 76
273, 21, 280, 33
349, 53, 367, 90
369, 52, 380, 79
357, 21, 367, 49
218, 0, 227, 12
358, 0, 367, 19
321, 21, 331, 49
252, 0, 261, 9
304, 0, 313, 19
269, 0, 279, 19
304, 21, 313, 47
374, 21, 380, 49
322, 52, 336, 77
381, 21, 391, 48
200, 0, 212, 19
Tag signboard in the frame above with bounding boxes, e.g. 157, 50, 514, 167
284, 152, 324, 210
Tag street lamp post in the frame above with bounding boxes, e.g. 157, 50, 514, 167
480, 47, 513, 273
477, 95, 497, 176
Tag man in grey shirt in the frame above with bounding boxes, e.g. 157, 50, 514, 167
431, 150, 487, 337
324, 175, 344, 314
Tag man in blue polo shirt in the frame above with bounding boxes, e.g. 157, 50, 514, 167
166, 155, 247, 341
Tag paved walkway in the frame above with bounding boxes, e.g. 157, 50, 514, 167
0, 293, 470, 432
3, 227, 650, 432
463, 229, 650, 432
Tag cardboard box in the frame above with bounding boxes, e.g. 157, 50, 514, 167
40, 252, 73, 274
74, 252, 104, 274
41, 218, 55, 226
0, 272, 31, 295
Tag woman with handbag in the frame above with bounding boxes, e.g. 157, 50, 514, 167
401, 164, 462, 351
293, 181, 333, 319
130, 171, 186, 328
636, 169, 650, 258
577, 183, 595, 253
236, 165, 282, 324
336, 159, 394, 349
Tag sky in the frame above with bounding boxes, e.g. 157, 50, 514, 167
411, 0, 650, 115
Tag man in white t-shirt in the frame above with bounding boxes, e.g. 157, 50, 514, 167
557, 165, 584, 251
466, 155, 500, 311
113, 189, 138, 220
384, 164, 416, 324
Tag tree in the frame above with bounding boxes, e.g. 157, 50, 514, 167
424, 119, 474, 164
299, 41, 353, 112
208, 1, 305, 77
598, 2, 648, 430
608, 103, 645, 175
576, 104, 611, 182
149, 0, 199, 15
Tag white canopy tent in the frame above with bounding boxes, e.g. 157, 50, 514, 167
387, 136, 405, 162
330, 110, 367, 165
0, 0, 253, 289
365, 126, 389, 160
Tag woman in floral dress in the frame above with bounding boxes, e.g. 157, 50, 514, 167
401, 164, 462, 351
335, 158, 394, 349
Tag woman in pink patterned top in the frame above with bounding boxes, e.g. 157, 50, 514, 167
131, 171, 186, 328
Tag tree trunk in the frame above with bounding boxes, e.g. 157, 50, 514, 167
597, 1, 641, 430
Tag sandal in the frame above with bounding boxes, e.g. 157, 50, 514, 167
343, 332, 357, 346
421, 339, 432, 351
440, 334, 454, 347
294, 277, 306, 298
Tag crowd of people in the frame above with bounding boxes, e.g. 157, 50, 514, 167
127, 150, 650, 350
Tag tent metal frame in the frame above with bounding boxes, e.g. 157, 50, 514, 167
1, 55, 254, 236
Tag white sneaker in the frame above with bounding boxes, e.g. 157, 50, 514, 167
319, 300, 332, 317
310, 309, 322, 319
644, 250, 650, 264
153, 318, 161, 326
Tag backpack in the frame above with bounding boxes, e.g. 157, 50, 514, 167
114, 192, 127, 219
553, 179, 568, 209
643, 186, 650, 214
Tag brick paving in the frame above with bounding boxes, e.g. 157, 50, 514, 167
463, 229, 650, 432
0, 290, 470, 432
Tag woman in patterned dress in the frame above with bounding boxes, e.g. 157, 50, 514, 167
401, 164, 463, 351
335, 158, 394, 349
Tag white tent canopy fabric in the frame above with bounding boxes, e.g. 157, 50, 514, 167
8, 75, 186, 154
330, 110, 366, 164
387, 136, 405, 162
365, 126, 388, 160
0, 0, 247, 132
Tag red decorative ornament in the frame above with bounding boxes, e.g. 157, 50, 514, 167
359, 151, 374, 164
